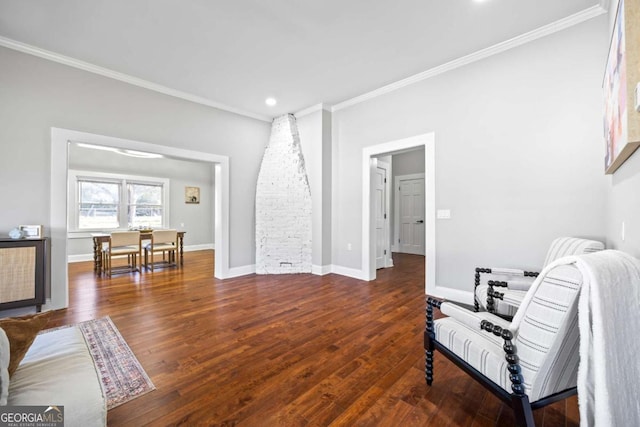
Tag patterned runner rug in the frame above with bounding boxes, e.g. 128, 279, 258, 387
48, 316, 155, 410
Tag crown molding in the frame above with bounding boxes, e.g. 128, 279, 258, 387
0, 36, 271, 122
332, 5, 607, 112
294, 103, 332, 118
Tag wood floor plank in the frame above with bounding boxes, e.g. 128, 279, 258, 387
476, 390, 503, 422
565, 396, 580, 427
45, 251, 580, 426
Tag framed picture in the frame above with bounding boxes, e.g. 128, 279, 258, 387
603, 0, 640, 174
603, 0, 627, 172
19, 225, 43, 238
185, 186, 200, 204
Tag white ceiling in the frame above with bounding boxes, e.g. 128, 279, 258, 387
0, 0, 603, 120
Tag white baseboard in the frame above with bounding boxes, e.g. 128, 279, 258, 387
311, 264, 332, 275
231, 265, 331, 277
67, 243, 215, 263
226, 264, 256, 278
228, 264, 351, 278
330, 265, 368, 281
226, 264, 362, 279
184, 244, 215, 252
68, 254, 94, 263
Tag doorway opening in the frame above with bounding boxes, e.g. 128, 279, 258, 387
361, 133, 435, 294
50, 128, 230, 310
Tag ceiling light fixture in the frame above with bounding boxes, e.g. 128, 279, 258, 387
74, 142, 163, 159
265, 97, 277, 107
120, 149, 164, 159
75, 142, 118, 152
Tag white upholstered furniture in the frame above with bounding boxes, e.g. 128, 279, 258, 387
6, 326, 106, 426
426, 257, 585, 426
474, 237, 604, 317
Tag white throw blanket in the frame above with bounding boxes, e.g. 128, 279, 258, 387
569, 250, 640, 427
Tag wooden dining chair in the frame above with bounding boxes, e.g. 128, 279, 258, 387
102, 231, 141, 277
144, 229, 178, 271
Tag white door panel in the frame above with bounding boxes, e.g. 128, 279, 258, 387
374, 164, 387, 269
398, 177, 425, 255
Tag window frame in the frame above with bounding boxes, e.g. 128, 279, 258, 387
69, 170, 170, 232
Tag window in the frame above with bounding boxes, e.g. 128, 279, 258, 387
78, 180, 120, 229
70, 171, 169, 231
127, 183, 163, 228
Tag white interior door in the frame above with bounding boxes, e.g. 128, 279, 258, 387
374, 161, 390, 269
398, 177, 425, 255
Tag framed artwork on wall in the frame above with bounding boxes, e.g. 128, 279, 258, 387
603, 0, 627, 172
604, 0, 640, 174
185, 186, 200, 204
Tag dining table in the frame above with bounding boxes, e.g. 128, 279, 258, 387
91, 230, 186, 276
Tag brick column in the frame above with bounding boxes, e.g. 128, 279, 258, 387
256, 114, 312, 274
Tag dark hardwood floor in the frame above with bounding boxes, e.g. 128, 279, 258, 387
49, 251, 578, 426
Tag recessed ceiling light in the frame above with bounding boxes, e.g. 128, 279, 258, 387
265, 97, 277, 107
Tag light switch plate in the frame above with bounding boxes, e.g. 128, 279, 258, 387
436, 209, 451, 219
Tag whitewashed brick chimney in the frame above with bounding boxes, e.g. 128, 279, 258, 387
256, 114, 312, 274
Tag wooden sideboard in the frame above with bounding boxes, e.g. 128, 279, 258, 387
0, 238, 48, 312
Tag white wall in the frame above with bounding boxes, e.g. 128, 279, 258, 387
297, 108, 333, 271
321, 110, 333, 265
0, 46, 270, 271
392, 148, 425, 177
297, 111, 323, 268
331, 17, 610, 296
606, 153, 640, 256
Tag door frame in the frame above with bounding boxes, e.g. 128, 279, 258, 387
50, 127, 230, 310
393, 173, 426, 254
361, 133, 435, 294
